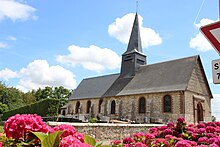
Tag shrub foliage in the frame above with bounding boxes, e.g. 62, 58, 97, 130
2, 98, 60, 120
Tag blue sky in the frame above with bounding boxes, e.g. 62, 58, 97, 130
0, 0, 220, 120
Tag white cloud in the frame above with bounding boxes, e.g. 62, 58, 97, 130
108, 13, 162, 49
56, 45, 121, 73
0, 42, 8, 48
0, 0, 36, 22
212, 94, 220, 121
189, 18, 217, 52
7, 36, 17, 41
16, 60, 76, 92
0, 68, 17, 81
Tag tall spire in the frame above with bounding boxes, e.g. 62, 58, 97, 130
125, 13, 142, 54
120, 13, 146, 78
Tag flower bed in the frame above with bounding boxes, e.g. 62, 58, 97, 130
0, 114, 220, 147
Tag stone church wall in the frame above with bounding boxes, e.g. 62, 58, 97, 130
68, 91, 186, 124
185, 61, 212, 123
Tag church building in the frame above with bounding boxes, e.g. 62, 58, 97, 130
66, 13, 212, 124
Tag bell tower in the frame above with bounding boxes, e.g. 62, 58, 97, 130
120, 13, 146, 78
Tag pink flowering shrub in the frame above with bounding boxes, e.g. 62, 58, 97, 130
111, 117, 220, 147
3, 114, 220, 147
1, 114, 94, 147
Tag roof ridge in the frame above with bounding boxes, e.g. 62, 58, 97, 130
142, 55, 199, 67
83, 73, 120, 80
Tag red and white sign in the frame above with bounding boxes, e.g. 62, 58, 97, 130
200, 21, 220, 55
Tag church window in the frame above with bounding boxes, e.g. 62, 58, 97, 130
86, 100, 91, 113
99, 99, 103, 113
111, 100, 116, 114
75, 101, 80, 113
163, 95, 172, 113
139, 97, 146, 113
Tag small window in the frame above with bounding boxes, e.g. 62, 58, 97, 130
111, 100, 116, 114
98, 99, 103, 113
163, 95, 172, 113
75, 101, 80, 113
139, 97, 146, 113
86, 100, 91, 113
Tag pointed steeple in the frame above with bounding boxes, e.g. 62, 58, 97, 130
120, 13, 146, 78
125, 13, 142, 54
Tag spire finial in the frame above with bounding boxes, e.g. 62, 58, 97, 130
136, 0, 139, 13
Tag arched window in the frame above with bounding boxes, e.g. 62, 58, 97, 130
98, 99, 103, 113
139, 97, 146, 113
86, 100, 91, 113
163, 95, 172, 113
75, 101, 80, 113
111, 100, 116, 114
197, 102, 204, 123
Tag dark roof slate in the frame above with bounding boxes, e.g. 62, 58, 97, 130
118, 56, 197, 96
69, 73, 119, 100
69, 56, 202, 100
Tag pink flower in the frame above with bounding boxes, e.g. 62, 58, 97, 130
167, 122, 175, 128
206, 122, 217, 127
177, 117, 185, 123
73, 133, 84, 143
4, 114, 49, 140
206, 126, 216, 133
165, 135, 176, 140
174, 140, 191, 147
198, 128, 206, 134
59, 135, 91, 147
197, 123, 206, 128
134, 142, 147, 147
0, 142, 2, 147
198, 137, 208, 145
53, 124, 76, 138
210, 143, 219, 147
133, 132, 145, 142
111, 140, 121, 145
123, 137, 134, 144
145, 133, 155, 139
163, 128, 173, 136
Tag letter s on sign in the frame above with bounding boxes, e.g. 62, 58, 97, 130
214, 63, 219, 70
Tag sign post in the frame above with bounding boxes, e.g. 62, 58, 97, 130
200, 21, 220, 55
212, 59, 220, 84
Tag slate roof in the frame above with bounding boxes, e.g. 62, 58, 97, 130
69, 55, 209, 100
69, 73, 119, 100
117, 55, 198, 96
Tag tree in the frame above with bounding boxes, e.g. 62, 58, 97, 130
32, 86, 72, 110
0, 102, 8, 114
0, 82, 25, 110
22, 92, 36, 104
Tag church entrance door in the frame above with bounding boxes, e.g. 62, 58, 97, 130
197, 102, 204, 123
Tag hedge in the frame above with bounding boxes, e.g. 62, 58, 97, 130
2, 98, 60, 121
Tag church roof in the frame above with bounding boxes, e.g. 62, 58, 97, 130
69, 73, 119, 100
69, 55, 205, 100
117, 55, 198, 96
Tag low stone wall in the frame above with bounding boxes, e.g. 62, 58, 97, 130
48, 122, 163, 140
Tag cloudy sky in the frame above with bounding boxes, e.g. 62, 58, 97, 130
0, 0, 220, 120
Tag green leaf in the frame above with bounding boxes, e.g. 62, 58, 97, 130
84, 134, 96, 146
32, 132, 48, 142
41, 131, 63, 147
95, 141, 103, 147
